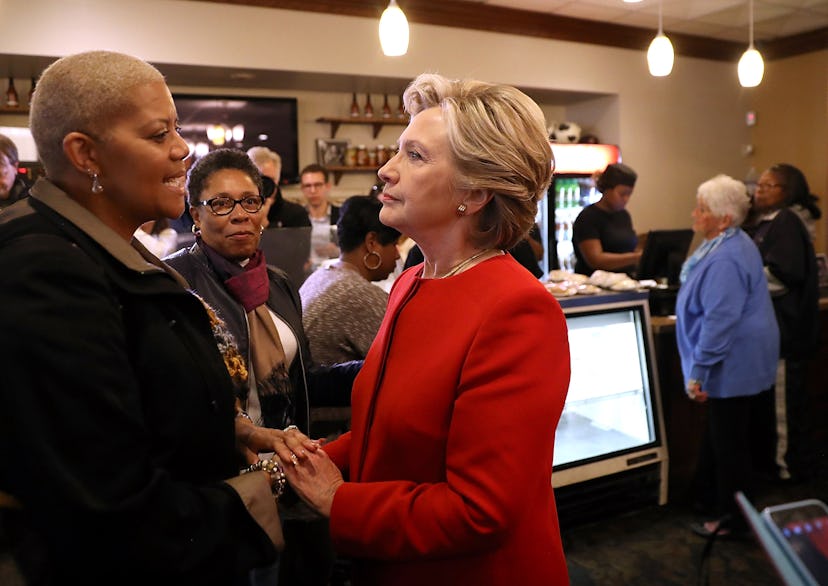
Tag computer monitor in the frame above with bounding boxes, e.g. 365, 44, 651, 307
636, 229, 694, 285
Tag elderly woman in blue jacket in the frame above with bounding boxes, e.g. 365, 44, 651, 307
675, 174, 779, 538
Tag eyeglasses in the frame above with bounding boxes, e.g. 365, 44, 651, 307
756, 182, 783, 190
301, 182, 326, 191
196, 194, 264, 216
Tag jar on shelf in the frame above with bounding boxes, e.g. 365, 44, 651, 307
376, 144, 389, 166
344, 145, 357, 167
367, 147, 378, 168
356, 144, 369, 167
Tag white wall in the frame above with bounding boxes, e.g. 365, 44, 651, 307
0, 0, 788, 233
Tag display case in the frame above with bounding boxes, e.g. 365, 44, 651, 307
552, 291, 668, 510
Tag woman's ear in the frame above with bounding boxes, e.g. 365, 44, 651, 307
190, 205, 202, 231
364, 230, 379, 250
462, 189, 493, 215
720, 214, 734, 231
62, 131, 99, 175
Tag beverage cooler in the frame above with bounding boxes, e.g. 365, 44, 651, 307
551, 292, 668, 526
537, 143, 622, 276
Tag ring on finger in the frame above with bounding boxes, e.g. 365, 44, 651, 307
283, 424, 299, 433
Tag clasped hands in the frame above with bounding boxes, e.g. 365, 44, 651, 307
235, 411, 343, 517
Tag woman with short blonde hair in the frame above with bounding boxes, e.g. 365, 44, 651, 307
285, 73, 570, 585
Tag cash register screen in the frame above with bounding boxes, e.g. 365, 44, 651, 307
553, 305, 657, 468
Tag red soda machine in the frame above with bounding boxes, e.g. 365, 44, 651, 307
537, 143, 621, 276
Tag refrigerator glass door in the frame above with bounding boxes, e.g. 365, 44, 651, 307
553, 303, 657, 468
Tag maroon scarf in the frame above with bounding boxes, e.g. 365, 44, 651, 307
199, 239, 291, 404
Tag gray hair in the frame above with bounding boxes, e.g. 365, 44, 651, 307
697, 174, 750, 227
30, 51, 165, 177
403, 73, 552, 250
247, 146, 281, 179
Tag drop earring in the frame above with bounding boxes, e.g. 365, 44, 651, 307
88, 170, 103, 194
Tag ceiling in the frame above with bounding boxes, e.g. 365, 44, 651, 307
456, 0, 828, 44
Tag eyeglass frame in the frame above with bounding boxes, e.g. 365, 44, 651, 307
756, 182, 783, 190
195, 194, 265, 216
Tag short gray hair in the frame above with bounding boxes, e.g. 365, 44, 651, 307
247, 146, 281, 178
403, 73, 552, 250
30, 51, 165, 177
697, 174, 750, 227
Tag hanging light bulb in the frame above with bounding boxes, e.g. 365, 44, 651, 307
738, 0, 764, 87
379, 0, 409, 57
647, 0, 674, 77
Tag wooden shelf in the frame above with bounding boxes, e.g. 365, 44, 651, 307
316, 116, 408, 139
327, 165, 380, 185
0, 106, 28, 114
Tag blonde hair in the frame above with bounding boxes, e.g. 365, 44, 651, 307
697, 174, 750, 227
30, 51, 165, 177
404, 73, 552, 249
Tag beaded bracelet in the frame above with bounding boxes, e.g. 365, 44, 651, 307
236, 410, 253, 422
244, 458, 286, 498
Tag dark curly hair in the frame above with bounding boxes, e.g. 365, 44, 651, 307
336, 195, 401, 252
187, 148, 263, 206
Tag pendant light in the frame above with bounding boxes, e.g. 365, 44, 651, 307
379, 0, 409, 57
647, 0, 674, 77
738, 0, 764, 87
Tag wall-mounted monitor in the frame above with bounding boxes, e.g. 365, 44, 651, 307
173, 94, 299, 184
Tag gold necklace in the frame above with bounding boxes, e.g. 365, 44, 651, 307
435, 248, 499, 279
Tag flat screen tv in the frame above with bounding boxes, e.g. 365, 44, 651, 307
173, 94, 299, 184
636, 229, 694, 285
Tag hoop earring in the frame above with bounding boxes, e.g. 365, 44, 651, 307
363, 250, 382, 270
456, 203, 467, 216
89, 170, 103, 194
191, 223, 199, 234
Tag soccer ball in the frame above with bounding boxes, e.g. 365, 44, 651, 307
548, 121, 582, 144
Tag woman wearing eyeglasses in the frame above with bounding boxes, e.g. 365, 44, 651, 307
743, 163, 820, 484
165, 148, 359, 586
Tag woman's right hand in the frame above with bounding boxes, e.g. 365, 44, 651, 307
235, 414, 323, 466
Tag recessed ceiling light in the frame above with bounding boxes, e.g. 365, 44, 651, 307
623, 0, 643, 3
229, 72, 255, 81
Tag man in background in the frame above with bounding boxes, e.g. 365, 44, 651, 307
300, 163, 340, 269
248, 146, 310, 229
0, 133, 30, 211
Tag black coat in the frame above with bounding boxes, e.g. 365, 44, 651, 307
165, 242, 358, 433
746, 207, 819, 359
0, 181, 279, 585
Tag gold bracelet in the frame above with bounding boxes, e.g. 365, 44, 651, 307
244, 458, 286, 498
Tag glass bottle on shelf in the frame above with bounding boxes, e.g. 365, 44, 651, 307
381, 94, 392, 119
396, 93, 406, 119
350, 92, 360, 118
363, 93, 374, 118
5, 77, 19, 108
27, 76, 36, 105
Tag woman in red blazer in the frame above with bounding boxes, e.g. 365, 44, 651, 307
284, 73, 571, 585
